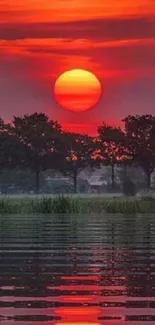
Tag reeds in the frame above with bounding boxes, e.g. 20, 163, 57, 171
0, 195, 154, 214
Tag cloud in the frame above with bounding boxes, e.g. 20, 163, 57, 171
1, 0, 155, 25
0, 16, 154, 41
0, 7, 155, 134
1, 36, 155, 81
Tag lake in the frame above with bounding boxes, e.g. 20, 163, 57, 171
0, 213, 155, 324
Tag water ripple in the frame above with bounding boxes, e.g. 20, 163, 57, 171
0, 214, 155, 324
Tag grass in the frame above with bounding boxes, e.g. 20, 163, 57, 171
0, 195, 154, 214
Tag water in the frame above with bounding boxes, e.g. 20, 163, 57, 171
0, 213, 155, 324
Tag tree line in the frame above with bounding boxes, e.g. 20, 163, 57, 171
0, 112, 155, 193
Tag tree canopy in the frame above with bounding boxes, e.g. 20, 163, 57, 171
12, 113, 62, 193
59, 132, 96, 192
97, 123, 126, 189
0, 113, 154, 193
123, 114, 155, 189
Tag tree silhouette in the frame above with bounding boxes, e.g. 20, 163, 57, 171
12, 113, 62, 194
123, 114, 155, 190
0, 112, 155, 194
60, 132, 96, 193
0, 118, 23, 176
98, 123, 126, 190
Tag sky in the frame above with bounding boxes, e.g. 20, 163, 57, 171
0, 0, 155, 134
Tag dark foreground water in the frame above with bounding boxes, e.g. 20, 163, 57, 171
0, 214, 155, 325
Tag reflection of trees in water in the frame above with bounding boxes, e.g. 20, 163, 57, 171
0, 216, 13, 287
1, 214, 155, 322
126, 221, 153, 300
0, 216, 53, 295
27, 215, 79, 294
123, 220, 154, 321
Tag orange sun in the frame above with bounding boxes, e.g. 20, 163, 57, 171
54, 69, 102, 112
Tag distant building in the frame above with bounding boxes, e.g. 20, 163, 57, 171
46, 176, 70, 182
87, 176, 107, 193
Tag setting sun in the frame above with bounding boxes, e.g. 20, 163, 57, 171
54, 69, 102, 112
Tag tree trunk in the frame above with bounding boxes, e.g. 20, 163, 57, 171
146, 172, 151, 191
111, 164, 115, 190
35, 170, 40, 194
73, 170, 77, 193
123, 164, 128, 180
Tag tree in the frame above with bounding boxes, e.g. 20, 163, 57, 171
0, 169, 34, 194
60, 132, 96, 193
12, 113, 62, 194
0, 118, 11, 174
0, 118, 23, 177
97, 123, 126, 190
123, 114, 155, 190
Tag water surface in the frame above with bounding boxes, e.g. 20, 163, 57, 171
0, 213, 155, 324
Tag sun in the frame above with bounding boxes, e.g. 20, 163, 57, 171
54, 69, 102, 112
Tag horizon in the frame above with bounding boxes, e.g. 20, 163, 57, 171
2, 112, 131, 136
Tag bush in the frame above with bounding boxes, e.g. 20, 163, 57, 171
52, 195, 72, 213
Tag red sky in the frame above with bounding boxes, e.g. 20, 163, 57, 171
0, 0, 155, 134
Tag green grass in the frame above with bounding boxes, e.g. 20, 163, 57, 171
0, 195, 154, 214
